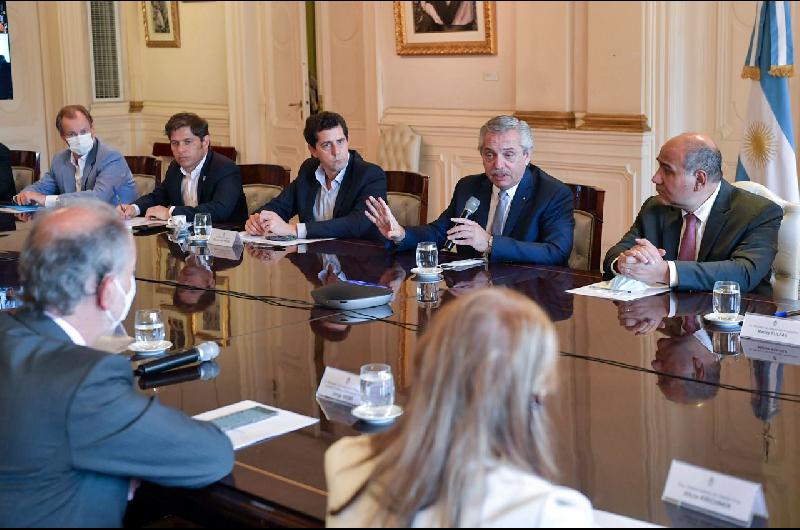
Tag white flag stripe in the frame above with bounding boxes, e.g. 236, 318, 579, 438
739, 84, 800, 202
776, 2, 787, 65
750, 1, 765, 67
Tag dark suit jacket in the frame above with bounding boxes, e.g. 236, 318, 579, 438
257, 150, 387, 240
603, 180, 783, 293
135, 150, 248, 223
0, 311, 234, 527
0, 142, 14, 201
397, 165, 575, 265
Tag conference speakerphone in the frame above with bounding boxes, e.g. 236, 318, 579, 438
311, 281, 394, 310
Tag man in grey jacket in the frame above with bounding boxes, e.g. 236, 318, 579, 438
14, 104, 137, 206
0, 200, 233, 527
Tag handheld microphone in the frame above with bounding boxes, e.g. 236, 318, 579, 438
138, 361, 220, 389
443, 196, 480, 252
133, 341, 220, 376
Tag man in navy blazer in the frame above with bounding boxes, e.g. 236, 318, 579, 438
0, 200, 233, 527
14, 105, 137, 206
119, 112, 248, 223
245, 111, 387, 240
366, 115, 574, 264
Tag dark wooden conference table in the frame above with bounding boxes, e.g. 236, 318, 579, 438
0, 212, 798, 527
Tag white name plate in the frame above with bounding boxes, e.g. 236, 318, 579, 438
208, 228, 242, 247
741, 336, 800, 365
662, 460, 767, 526
741, 313, 800, 346
316, 367, 361, 406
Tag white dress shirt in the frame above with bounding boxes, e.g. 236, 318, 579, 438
485, 183, 519, 234
667, 183, 721, 287
44, 312, 87, 346
132, 153, 207, 217
45, 153, 89, 207
296, 160, 347, 239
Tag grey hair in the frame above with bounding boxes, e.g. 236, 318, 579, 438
478, 115, 534, 154
684, 140, 723, 183
19, 200, 132, 315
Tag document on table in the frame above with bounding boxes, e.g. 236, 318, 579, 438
0, 204, 43, 213
194, 400, 318, 450
440, 258, 486, 271
239, 232, 334, 247
125, 218, 168, 228
567, 280, 670, 301
593, 510, 662, 528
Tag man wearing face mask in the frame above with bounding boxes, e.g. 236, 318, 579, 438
14, 105, 137, 207
0, 200, 234, 527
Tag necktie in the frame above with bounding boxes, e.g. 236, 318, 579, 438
677, 213, 698, 261
491, 190, 510, 236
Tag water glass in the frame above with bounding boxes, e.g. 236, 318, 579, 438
713, 281, 741, 321
194, 213, 212, 242
360, 363, 395, 416
417, 281, 440, 307
712, 330, 741, 356
416, 241, 438, 271
134, 309, 165, 345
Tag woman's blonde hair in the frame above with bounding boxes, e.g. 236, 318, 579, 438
330, 287, 559, 526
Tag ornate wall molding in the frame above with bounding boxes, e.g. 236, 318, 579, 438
577, 113, 651, 133
515, 111, 576, 130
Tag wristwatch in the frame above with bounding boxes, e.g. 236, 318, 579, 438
485, 235, 494, 258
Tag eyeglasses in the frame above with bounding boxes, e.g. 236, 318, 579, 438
481, 149, 527, 164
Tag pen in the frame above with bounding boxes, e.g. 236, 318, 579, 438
774, 309, 800, 318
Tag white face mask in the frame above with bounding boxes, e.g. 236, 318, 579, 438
104, 275, 136, 330
66, 133, 94, 157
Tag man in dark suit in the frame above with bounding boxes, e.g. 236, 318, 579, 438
0, 142, 14, 201
245, 111, 387, 240
0, 200, 234, 527
603, 132, 783, 293
119, 112, 248, 223
366, 115, 574, 264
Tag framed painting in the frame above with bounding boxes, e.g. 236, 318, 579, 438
192, 276, 230, 346
393, 1, 496, 56
142, 1, 180, 48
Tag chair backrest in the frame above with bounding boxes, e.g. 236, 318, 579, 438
386, 170, 429, 225
125, 155, 162, 198
733, 181, 800, 300
565, 183, 605, 271
238, 163, 291, 214
9, 150, 40, 193
377, 124, 422, 172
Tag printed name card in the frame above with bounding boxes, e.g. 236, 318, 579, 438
208, 228, 242, 248
741, 313, 800, 346
316, 367, 361, 406
662, 460, 768, 526
740, 336, 800, 366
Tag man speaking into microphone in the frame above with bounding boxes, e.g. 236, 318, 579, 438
365, 115, 574, 264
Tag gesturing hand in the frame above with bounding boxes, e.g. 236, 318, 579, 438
365, 196, 405, 242
446, 218, 490, 253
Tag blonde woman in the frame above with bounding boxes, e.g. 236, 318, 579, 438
325, 288, 594, 527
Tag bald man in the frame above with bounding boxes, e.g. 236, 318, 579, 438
0, 200, 233, 527
603, 133, 783, 293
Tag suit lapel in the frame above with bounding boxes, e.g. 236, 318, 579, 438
473, 177, 494, 229
697, 181, 732, 261
332, 151, 359, 217
661, 207, 683, 260
195, 151, 213, 202
502, 167, 534, 237
79, 140, 100, 191
301, 160, 320, 221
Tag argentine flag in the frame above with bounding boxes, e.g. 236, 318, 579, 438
735, 1, 799, 203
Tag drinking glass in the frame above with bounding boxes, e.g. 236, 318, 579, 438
416, 241, 438, 271
360, 363, 395, 416
417, 281, 440, 307
713, 281, 741, 321
134, 309, 165, 346
194, 213, 212, 242
712, 330, 741, 356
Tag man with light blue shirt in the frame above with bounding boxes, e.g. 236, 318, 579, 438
14, 105, 137, 207
245, 111, 387, 240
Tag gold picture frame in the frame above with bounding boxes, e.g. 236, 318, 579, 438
142, 1, 180, 48
394, 1, 496, 56
191, 276, 230, 346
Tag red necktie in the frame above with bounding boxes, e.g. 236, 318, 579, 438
677, 213, 698, 261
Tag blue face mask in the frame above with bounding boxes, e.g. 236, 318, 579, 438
104, 275, 136, 330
